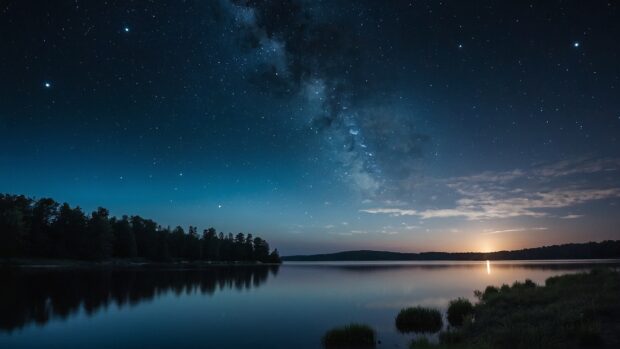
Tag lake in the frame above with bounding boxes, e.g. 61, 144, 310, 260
1, 260, 618, 349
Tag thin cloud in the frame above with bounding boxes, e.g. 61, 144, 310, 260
338, 230, 368, 236
360, 208, 417, 216
482, 227, 548, 235
361, 188, 620, 220
560, 214, 584, 219
360, 157, 620, 221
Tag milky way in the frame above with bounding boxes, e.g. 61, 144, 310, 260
1, 1, 619, 254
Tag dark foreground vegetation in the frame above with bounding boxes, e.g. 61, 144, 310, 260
396, 307, 443, 333
323, 270, 619, 349
284, 240, 620, 261
322, 324, 376, 349
446, 298, 474, 327
410, 269, 620, 349
0, 193, 281, 263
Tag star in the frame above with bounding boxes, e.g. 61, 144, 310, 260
458, 44, 463, 48
43, 82, 51, 88
124, 27, 130, 33
218, 204, 222, 208
573, 42, 580, 48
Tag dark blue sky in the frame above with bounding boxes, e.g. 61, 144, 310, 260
1, 0, 619, 254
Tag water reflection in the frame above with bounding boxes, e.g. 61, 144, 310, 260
1, 261, 618, 349
0, 265, 279, 333
486, 260, 491, 275
284, 260, 620, 272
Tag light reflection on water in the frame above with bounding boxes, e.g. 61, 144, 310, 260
0, 260, 618, 349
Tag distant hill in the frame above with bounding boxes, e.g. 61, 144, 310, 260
282, 240, 620, 261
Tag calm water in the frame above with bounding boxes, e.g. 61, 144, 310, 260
1, 260, 618, 349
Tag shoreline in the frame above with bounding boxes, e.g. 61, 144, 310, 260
2, 258, 282, 269
4, 258, 619, 270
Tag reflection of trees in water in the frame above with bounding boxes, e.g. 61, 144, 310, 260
0, 266, 279, 332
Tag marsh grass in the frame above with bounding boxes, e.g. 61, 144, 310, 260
396, 306, 443, 333
410, 269, 620, 349
446, 298, 474, 327
322, 323, 376, 348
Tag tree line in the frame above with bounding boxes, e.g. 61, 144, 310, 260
0, 193, 281, 263
283, 241, 620, 261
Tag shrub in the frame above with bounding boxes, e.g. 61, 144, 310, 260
511, 279, 537, 290
447, 298, 474, 327
322, 323, 376, 348
396, 306, 443, 333
481, 285, 499, 301
404, 270, 620, 348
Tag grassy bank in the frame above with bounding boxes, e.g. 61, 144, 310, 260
411, 269, 620, 349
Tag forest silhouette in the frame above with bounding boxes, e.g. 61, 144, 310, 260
0, 193, 281, 263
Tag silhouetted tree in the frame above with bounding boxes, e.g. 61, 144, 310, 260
86, 208, 113, 260
244, 234, 253, 261
154, 230, 171, 262
202, 227, 219, 260
27, 198, 58, 257
186, 226, 201, 260
111, 215, 137, 258
52, 203, 88, 259
268, 249, 281, 263
0, 194, 29, 259
131, 216, 158, 260
253, 237, 270, 262
169, 226, 186, 259
234, 233, 246, 260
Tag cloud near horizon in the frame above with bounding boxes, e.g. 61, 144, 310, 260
360, 157, 620, 221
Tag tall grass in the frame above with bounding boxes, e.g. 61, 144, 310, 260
396, 306, 443, 333
322, 323, 376, 348
410, 269, 620, 348
446, 298, 474, 327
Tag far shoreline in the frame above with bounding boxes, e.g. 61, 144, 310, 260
282, 240, 620, 262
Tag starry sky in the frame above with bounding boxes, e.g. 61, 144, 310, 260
1, 1, 619, 255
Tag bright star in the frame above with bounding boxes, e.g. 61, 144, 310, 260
458, 44, 463, 48
573, 42, 580, 48
218, 204, 222, 208
124, 27, 130, 32
44, 82, 51, 88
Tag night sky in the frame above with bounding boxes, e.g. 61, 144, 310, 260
1, 1, 619, 255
